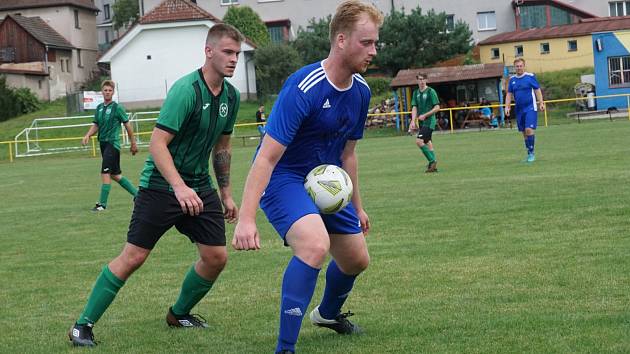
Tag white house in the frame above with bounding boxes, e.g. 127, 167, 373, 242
99, 0, 256, 108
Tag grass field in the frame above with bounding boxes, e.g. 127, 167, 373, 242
1, 120, 629, 353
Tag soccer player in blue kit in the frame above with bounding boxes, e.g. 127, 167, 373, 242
505, 58, 545, 162
231, 1, 383, 353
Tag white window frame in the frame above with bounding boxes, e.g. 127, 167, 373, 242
608, 55, 630, 86
258, 0, 283, 2
515, 45, 523, 57
491, 48, 500, 59
567, 40, 578, 52
477, 11, 496, 31
609, 1, 630, 16
220, 0, 239, 5
446, 14, 455, 32
540, 42, 550, 54
104, 4, 110, 20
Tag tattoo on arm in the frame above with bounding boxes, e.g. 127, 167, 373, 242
213, 149, 231, 188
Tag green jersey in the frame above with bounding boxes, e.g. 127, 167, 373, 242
93, 101, 128, 150
139, 69, 240, 192
411, 86, 439, 130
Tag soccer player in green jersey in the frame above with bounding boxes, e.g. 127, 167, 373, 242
82, 80, 138, 211
69, 24, 243, 347
409, 73, 441, 173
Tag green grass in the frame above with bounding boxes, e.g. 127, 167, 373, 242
1, 120, 629, 353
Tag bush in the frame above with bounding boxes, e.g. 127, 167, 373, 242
536, 67, 594, 101
254, 43, 303, 102
364, 77, 391, 97
0, 76, 40, 122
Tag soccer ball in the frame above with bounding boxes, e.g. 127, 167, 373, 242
304, 164, 353, 214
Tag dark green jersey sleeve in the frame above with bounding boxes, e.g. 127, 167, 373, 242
92, 103, 101, 124
223, 89, 240, 135
117, 104, 129, 123
411, 89, 418, 107
429, 88, 439, 107
156, 81, 195, 134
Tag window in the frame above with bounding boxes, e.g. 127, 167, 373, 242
515, 45, 523, 57
104, 4, 110, 20
609, 1, 630, 16
567, 40, 578, 52
540, 42, 550, 54
220, 0, 238, 4
477, 11, 496, 31
446, 15, 454, 32
105, 30, 109, 43
491, 48, 500, 59
74, 9, 80, 28
268, 26, 284, 43
77, 49, 83, 67
608, 56, 630, 86
550, 6, 572, 26
60, 59, 65, 72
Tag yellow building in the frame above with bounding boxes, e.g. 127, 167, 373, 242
479, 17, 630, 73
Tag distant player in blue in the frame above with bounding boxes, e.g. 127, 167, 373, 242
505, 58, 545, 162
232, 1, 383, 353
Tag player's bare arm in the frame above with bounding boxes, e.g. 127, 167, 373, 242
212, 134, 238, 223
123, 122, 138, 155
535, 89, 545, 111
232, 135, 286, 251
82, 123, 99, 145
149, 127, 203, 216
504, 92, 512, 116
341, 140, 370, 235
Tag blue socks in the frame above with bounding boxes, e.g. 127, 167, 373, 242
276, 256, 320, 353
525, 135, 535, 155
317, 260, 357, 319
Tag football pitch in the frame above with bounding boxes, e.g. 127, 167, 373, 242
1, 120, 629, 353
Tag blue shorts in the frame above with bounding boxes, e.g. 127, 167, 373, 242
516, 110, 538, 132
260, 171, 361, 242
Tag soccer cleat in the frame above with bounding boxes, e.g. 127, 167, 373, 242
309, 306, 362, 335
527, 153, 535, 163
166, 307, 209, 328
91, 203, 106, 212
425, 161, 438, 173
68, 322, 96, 347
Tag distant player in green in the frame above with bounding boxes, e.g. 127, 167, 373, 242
69, 24, 243, 347
409, 73, 441, 173
82, 80, 138, 211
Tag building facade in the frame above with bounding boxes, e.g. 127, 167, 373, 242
592, 29, 630, 109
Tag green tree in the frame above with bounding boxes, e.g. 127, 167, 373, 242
375, 7, 473, 75
223, 6, 270, 47
0, 76, 40, 122
254, 43, 302, 100
291, 16, 331, 64
112, 0, 139, 30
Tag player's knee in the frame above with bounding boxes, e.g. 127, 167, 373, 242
120, 250, 148, 272
297, 243, 329, 267
416, 139, 425, 148
345, 253, 370, 275
199, 249, 228, 272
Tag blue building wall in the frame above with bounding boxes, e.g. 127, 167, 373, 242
592, 31, 630, 109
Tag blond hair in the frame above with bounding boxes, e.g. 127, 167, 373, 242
513, 58, 526, 65
329, 0, 384, 43
206, 23, 244, 45
101, 80, 115, 90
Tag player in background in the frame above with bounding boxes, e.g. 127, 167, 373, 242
68, 24, 242, 347
82, 80, 138, 211
231, 1, 383, 353
409, 73, 440, 173
504, 58, 545, 162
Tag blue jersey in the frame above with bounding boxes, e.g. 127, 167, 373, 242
508, 72, 540, 113
261, 61, 371, 176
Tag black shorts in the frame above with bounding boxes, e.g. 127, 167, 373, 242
100, 142, 121, 175
126, 188, 226, 250
416, 126, 433, 143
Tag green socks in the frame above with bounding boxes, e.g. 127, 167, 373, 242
171, 265, 215, 316
99, 184, 111, 207
420, 145, 436, 163
77, 266, 125, 325
116, 177, 138, 197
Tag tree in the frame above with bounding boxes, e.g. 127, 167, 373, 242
291, 16, 331, 65
375, 7, 473, 75
112, 0, 139, 30
254, 43, 302, 101
223, 6, 270, 47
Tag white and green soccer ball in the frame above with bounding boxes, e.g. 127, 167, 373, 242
304, 164, 353, 214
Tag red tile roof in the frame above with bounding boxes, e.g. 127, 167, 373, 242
140, 0, 221, 25
0, 0, 98, 12
391, 63, 504, 88
480, 16, 630, 45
